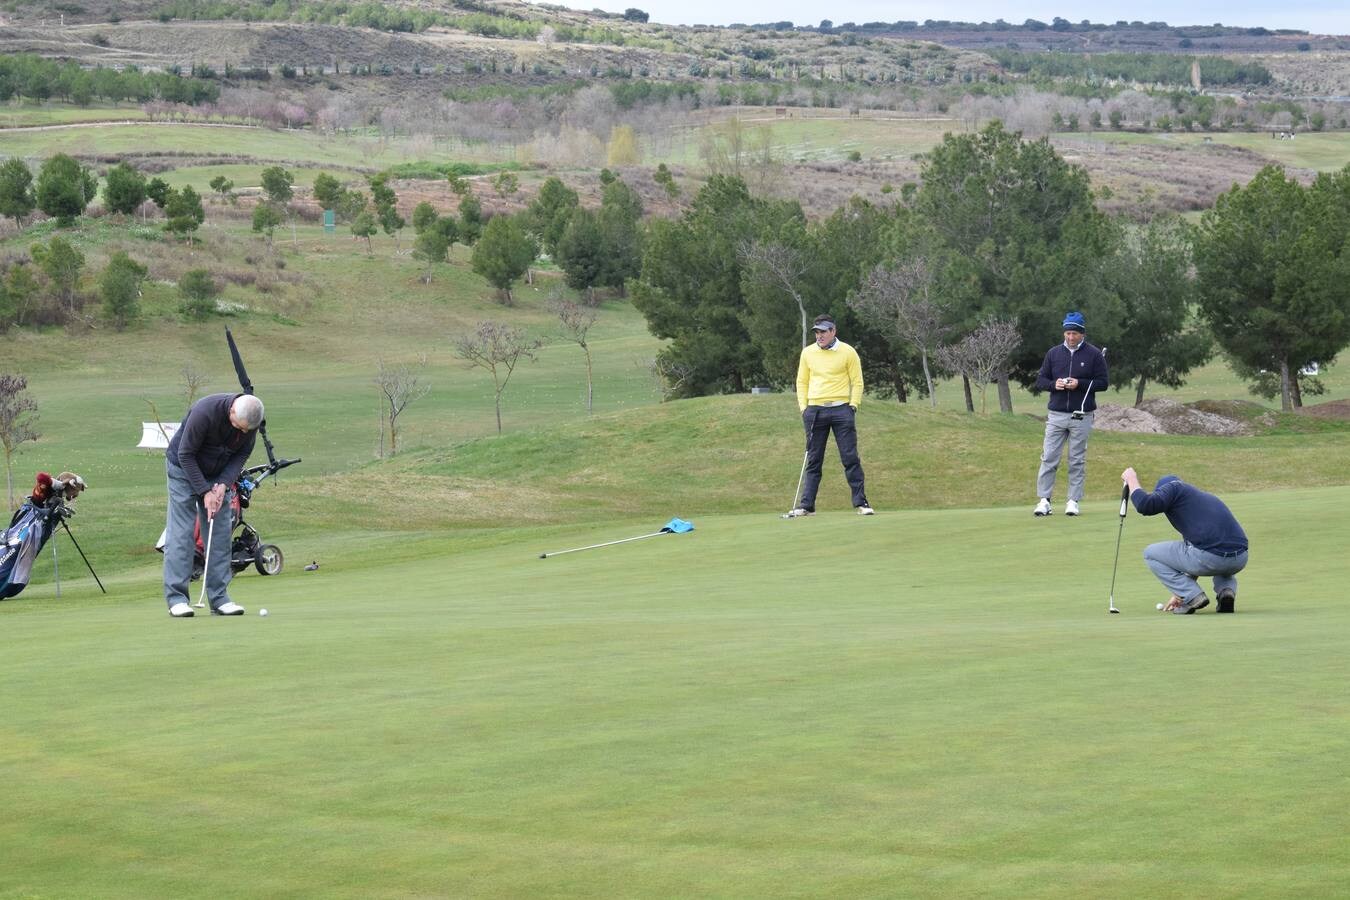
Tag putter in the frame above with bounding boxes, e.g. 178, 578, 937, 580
780, 450, 809, 519
1107, 480, 1129, 614
781, 408, 818, 519
195, 508, 215, 609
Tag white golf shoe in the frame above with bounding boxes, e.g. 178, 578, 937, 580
787, 508, 814, 517
1065, 499, 1080, 516
212, 601, 246, 616
856, 505, 875, 516
1033, 498, 1052, 516
169, 602, 195, 618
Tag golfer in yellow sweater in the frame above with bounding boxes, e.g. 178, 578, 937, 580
790, 315, 873, 516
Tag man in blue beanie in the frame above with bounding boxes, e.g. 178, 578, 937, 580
1122, 467, 1248, 614
1032, 312, 1108, 517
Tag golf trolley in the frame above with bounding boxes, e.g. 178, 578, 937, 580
226, 461, 292, 577
154, 457, 300, 579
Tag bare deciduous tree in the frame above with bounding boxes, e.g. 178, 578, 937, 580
549, 292, 599, 415
739, 239, 810, 350
849, 258, 950, 408
0, 374, 40, 509
644, 354, 695, 401
699, 119, 782, 196
374, 355, 431, 457
453, 322, 541, 434
934, 318, 1021, 415
180, 362, 209, 406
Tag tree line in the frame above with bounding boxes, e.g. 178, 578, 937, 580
988, 51, 1272, 87
629, 124, 1350, 413
5, 127, 1346, 414
145, 0, 664, 47
309, 130, 1345, 414
0, 54, 219, 106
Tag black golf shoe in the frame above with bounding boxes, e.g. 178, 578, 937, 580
1216, 589, 1235, 613
1171, 593, 1210, 614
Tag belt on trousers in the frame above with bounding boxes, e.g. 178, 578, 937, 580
812, 401, 848, 407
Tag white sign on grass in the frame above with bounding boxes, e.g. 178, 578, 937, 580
137, 421, 179, 450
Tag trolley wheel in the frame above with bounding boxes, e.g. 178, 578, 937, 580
254, 544, 284, 576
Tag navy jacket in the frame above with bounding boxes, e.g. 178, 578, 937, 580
1035, 341, 1108, 413
1130, 477, 1248, 555
167, 393, 258, 496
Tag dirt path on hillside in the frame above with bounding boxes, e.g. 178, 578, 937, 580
0, 120, 262, 132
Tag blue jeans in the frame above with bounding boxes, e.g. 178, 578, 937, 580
798, 405, 868, 510
163, 460, 235, 610
1143, 540, 1248, 601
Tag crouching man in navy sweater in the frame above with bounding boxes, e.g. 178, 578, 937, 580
1122, 467, 1249, 615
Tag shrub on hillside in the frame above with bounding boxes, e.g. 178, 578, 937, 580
35, 154, 96, 226
100, 252, 147, 331
178, 269, 220, 320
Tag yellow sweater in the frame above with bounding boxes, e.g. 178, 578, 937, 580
796, 340, 863, 411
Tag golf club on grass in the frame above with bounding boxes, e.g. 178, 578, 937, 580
539, 518, 694, 559
195, 510, 215, 609
1107, 480, 1129, 614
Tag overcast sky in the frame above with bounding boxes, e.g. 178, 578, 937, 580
604, 1, 1348, 35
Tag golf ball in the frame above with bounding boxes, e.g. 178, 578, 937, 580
259, 608, 269, 617
1156, 603, 1165, 610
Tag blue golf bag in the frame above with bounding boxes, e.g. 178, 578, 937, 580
0, 471, 98, 601
0, 501, 58, 600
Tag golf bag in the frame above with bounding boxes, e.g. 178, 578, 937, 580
0, 472, 89, 600
0, 502, 59, 599
155, 458, 297, 578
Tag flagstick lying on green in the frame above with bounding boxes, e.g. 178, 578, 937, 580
538, 518, 694, 559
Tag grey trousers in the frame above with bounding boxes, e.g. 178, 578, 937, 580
163, 459, 235, 610
1036, 410, 1094, 502
1144, 541, 1248, 601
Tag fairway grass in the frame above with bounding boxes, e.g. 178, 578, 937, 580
3, 487, 1347, 897
0, 123, 507, 170
1061, 129, 1350, 173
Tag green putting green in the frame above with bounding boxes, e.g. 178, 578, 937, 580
3, 488, 1346, 897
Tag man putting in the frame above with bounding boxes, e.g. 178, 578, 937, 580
1122, 467, 1248, 615
790, 315, 873, 517
1033, 311, 1108, 517
163, 393, 264, 618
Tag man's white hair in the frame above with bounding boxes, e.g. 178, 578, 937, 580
232, 394, 265, 430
